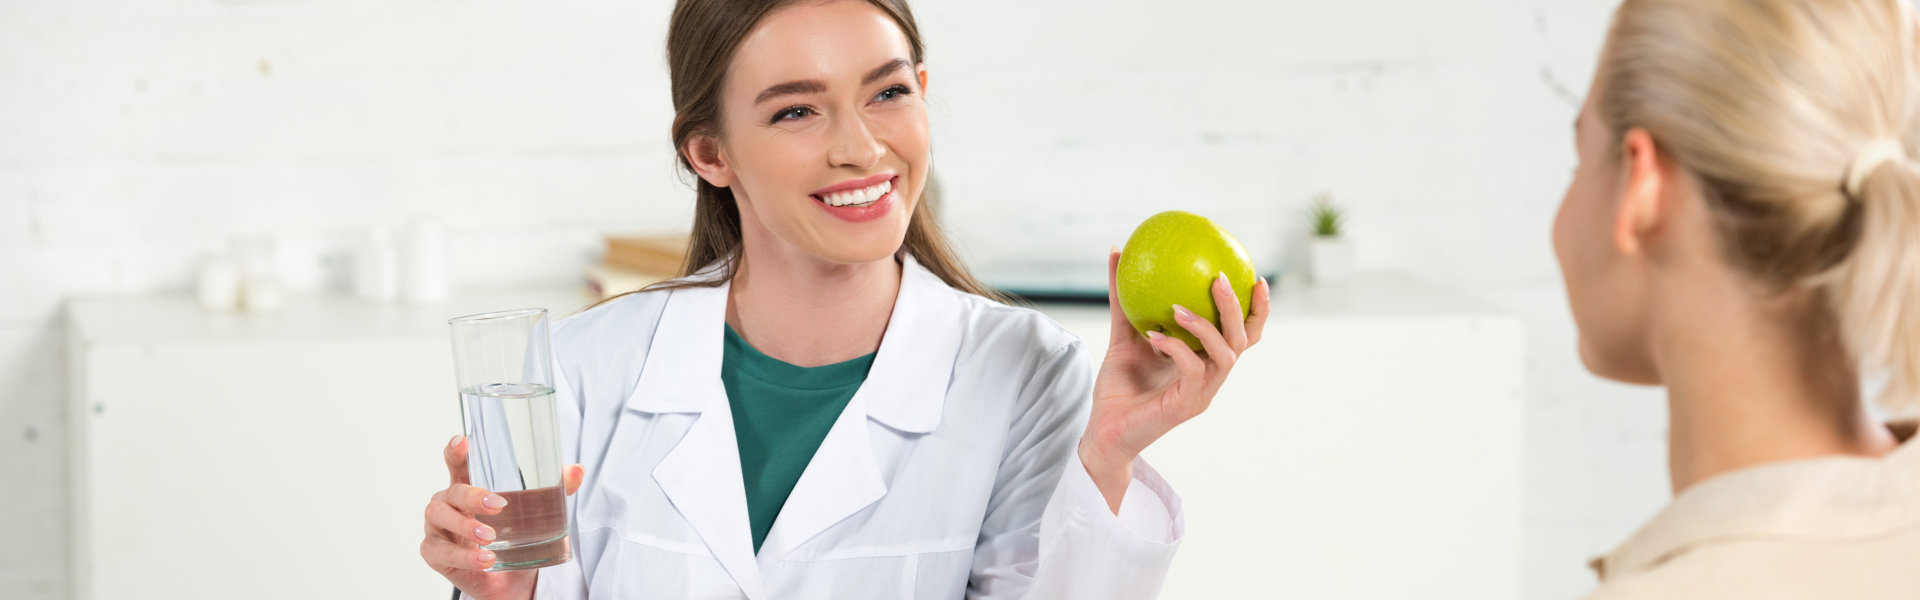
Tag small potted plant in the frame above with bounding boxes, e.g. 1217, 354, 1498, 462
1305, 193, 1352, 283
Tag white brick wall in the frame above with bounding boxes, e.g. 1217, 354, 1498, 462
2, 1, 1677, 598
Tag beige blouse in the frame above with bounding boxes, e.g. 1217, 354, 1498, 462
1587, 423, 1920, 599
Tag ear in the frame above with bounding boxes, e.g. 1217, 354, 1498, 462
1613, 127, 1668, 258
915, 63, 929, 94
683, 133, 734, 189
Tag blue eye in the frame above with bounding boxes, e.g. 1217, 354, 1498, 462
874, 84, 911, 102
770, 106, 813, 124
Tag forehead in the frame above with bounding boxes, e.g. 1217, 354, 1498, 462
726, 0, 913, 92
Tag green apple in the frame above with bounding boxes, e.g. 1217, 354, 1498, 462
1116, 211, 1257, 352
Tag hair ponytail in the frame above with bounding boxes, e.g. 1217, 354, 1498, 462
1828, 157, 1920, 416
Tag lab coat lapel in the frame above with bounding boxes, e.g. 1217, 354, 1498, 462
755, 255, 965, 566
633, 282, 767, 599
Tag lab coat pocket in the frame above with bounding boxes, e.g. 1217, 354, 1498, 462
762, 546, 973, 600
602, 535, 741, 599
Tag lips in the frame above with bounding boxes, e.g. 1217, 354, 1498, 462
811, 176, 899, 223
814, 178, 892, 208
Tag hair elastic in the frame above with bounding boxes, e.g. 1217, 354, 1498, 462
1845, 139, 1909, 199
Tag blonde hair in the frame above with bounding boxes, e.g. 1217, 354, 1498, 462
1601, 0, 1920, 415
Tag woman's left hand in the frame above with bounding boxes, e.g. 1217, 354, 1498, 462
1082, 247, 1271, 513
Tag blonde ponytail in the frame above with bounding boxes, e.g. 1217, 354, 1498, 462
1601, 0, 1920, 416
1830, 157, 1920, 416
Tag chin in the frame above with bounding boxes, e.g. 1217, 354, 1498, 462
1576, 337, 1661, 386
814, 235, 909, 266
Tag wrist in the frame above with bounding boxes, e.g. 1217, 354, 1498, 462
1078, 438, 1136, 513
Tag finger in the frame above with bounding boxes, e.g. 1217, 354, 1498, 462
1245, 277, 1271, 347
564, 464, 584, 496
1212, 272, 1249, 352
444, 435, 470, 486
1170, 304, 1237, 371
1146, 331, 1207, 387
421, 535, 497, 571
427, 495, 498, 545
1146, 332, 1218, 422
425, 491, 459, 542
446, 482, 508, 516
1106, 246, 1137, 344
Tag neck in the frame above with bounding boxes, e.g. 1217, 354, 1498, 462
726, 229, 900, 368
1655, 276, 1897, 494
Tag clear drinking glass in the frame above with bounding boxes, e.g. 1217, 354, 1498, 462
448, 308, 571, 571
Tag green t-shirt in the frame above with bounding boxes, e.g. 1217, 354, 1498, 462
721, 324, 876, 553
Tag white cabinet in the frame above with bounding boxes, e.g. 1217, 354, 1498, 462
66, 274, 1521, 599
1036, 274, 1525, 600
66, 290, 591, 600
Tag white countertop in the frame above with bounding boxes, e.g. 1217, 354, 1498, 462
68, 272, 1505, 345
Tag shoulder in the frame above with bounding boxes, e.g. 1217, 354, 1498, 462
942, 286, 1086, 366
550, 286, 678, 370
1591, 541, 1919, 600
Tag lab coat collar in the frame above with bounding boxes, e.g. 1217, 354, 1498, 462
626, 252, 962, 431
627, 252, 967, 593
1591, 423, 1920, 580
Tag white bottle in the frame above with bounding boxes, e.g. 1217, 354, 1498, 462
242, 276, 286, 314
402, 219, 450, 304
196, 253, 243, 313
355, 227, 400, 303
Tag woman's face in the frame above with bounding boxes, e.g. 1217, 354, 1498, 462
695, 0, 930, 266
1553, 56, 1659, 385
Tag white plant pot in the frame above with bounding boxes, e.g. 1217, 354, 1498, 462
1308, 237, 1353, 284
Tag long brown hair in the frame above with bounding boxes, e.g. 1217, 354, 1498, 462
613, 0, 1003, 304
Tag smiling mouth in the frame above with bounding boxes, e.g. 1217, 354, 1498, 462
812, 178, 893, 208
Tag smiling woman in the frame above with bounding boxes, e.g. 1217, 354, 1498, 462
650, 0, 997, 299
418, 0, 1271, 598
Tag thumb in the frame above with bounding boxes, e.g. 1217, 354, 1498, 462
563, 464, 584, 496
1106, 246, 1135, 343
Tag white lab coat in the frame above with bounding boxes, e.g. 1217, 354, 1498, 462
488, 254, 1186, 599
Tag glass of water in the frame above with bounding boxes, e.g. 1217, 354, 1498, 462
448, 308, 571, 571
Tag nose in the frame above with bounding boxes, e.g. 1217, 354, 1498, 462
826, 114, 885, 170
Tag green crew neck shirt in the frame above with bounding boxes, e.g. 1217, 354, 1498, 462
721, 324, 876, 553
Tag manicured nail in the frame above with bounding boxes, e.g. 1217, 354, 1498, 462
1172, 305, 1195, 322
449, 435, 462, 449
476, 550, 496, 564
1145, 331, 1167, 342
1217, 271, 1229, 286
482, 494, 507, 509
474, 525, 495, 542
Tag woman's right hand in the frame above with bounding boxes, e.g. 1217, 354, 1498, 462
422, 435, 584, 600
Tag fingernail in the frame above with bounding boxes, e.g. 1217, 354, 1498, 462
449, 435, 462, 449
475, 525, 496, 542
1145, 331, 1166, 342
1217, 271, 1229, 286
482, 494, 507, 509
1172, 305, 1194, 322
477, 550, 496, 564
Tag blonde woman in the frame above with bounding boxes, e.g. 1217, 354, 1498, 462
1555, 0, 1920, 596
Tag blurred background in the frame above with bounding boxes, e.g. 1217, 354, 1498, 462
1, 0, 1677, 598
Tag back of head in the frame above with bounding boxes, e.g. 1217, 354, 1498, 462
1601, 0, 1920, 417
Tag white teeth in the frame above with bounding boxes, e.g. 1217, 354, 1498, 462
820, 179, 893, 207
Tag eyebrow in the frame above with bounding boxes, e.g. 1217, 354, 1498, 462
752, 58, 913, 105
861, 58, 911, 86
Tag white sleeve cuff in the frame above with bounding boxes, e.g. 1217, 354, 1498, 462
1112, 454, 1182, 544
1030, 451, 1186, 599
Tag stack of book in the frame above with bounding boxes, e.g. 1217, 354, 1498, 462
587, 233, 689, 300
